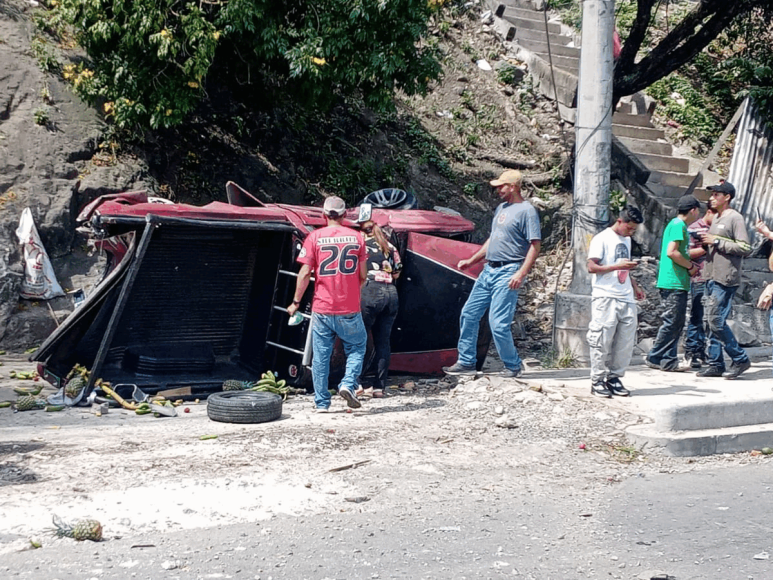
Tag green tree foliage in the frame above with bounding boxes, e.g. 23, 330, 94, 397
54, 0, 443, 130
613, 0, 773, 113
641, 6, 773, 137
715, 9, 773, 125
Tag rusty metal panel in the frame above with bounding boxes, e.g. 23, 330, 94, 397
728, 98, 773, 239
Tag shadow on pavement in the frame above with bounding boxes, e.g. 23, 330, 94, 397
363, 398, 447, 415
731, 369, 772, 381
0, 441, 45, 487
631, 384, 722, 397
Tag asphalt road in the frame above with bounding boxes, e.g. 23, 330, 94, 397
2, 463, 771, 580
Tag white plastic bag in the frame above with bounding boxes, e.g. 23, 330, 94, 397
15, 207, 65, 300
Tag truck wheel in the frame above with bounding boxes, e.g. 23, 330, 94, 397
206, 392, 283, 424
359, 189, 418, 210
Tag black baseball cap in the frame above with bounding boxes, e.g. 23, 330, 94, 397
677, 194, 700, 212
707, 181, 736, 199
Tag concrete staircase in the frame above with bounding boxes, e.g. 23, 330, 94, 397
488, 0, 580, 122
486, 0, 715, 215
612, 105, 711, 208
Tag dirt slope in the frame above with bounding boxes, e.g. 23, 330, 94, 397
0, 3, 571, 351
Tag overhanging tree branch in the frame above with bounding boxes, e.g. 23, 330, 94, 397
615, 0, 657, 73
613, 0, 766, 101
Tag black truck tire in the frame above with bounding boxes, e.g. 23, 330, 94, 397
207, 392, 283, 424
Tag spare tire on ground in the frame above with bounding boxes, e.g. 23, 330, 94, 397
207, 392, 283, 424
359, 188, 418, 210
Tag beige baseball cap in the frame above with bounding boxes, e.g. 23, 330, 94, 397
490, 169, 523, 187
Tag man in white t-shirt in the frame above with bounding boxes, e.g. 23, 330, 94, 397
587, 206, 646, 397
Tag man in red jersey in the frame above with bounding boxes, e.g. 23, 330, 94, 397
287, 196, 368, 411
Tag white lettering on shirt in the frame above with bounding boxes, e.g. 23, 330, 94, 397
317, 236, 358, 245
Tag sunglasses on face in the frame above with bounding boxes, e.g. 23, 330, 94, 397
362, 226, 374, 234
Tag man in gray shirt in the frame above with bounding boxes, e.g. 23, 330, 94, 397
443, 170, 541, 378
698, 181, 753, 380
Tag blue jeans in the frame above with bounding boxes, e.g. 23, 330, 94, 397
684, 281, 706, 359
705, 281, 749, 371
647, 289, 688, 370
311, 312, 367, 409
457, 262, 522, 371
769, 310, 773, 378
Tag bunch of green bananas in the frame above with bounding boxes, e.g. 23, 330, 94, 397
134, 399, 176, 417
248, 371, 290, 397
10, 370, 38, 380
14, 385, 43, 396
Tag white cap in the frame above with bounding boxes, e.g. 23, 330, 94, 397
323, 196, 346, 216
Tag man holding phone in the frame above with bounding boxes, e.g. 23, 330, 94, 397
698, 181, 753, 379
587, 206, 646, 397
646, 195, 702, 371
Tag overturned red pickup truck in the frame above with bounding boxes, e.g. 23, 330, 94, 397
32, 183, 491, 396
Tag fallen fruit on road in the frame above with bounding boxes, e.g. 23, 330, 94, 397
50, 516, 102, 542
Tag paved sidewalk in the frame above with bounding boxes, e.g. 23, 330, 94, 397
525, 347, 773, 456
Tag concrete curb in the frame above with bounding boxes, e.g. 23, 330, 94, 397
524, 356, 773, 456
627, 422, 773, 457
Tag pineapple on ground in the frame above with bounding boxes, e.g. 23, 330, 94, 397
65, 375, 86, 399
222, 379, 245, 391
51, 516, 103, 542
64, 364, 90, 399
15, 395, 44, 411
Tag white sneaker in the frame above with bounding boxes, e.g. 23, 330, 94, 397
677, 357, 693, 371
314, 407, 331, 413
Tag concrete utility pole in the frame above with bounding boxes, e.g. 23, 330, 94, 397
570, 0, 615, 292
553, 0, 615, 358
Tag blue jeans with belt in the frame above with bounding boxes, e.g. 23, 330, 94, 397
456, 262, 522, 372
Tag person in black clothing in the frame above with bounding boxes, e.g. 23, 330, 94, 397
357, 206, 403, 397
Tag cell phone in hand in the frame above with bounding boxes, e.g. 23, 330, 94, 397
689, 230, 702, 240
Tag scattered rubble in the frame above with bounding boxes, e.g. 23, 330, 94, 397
2, 346, 772, 552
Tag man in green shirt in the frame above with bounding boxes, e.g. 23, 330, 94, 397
645, 195, 701, 371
